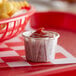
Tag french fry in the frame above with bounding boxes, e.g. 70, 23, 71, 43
6, 2, 14, 14
0, 0, 2, 4
18, 1, 29, 7
23, 1, 30, 7
0, 13, 10, 20
10, 1, 29, 9
8, 8, 19, 16
18, 1, 29, 8
11, 1, 20, 9
0, 1, 14, 14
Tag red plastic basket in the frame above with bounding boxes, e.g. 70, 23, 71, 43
0, 6, 35, 42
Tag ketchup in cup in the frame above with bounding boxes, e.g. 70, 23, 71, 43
23, 28, 60, 62
30, 28, 54, 38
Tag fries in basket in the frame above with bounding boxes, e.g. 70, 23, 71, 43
0, 0, 29, 30
0, 0, 29, 20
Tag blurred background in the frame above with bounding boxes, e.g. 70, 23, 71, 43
27, 0, 76, 14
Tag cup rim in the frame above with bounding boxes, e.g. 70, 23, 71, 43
23, 31, 60, 39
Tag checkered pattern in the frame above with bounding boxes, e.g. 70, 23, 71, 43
0, 35, 75, 68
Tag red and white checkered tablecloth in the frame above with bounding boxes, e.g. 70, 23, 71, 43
0, 29, 76, 69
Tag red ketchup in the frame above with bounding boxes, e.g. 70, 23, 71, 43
30, 28, 53, 38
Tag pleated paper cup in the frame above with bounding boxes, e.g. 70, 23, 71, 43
23, 31, 60, 62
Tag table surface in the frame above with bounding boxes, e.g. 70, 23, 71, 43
0, 1, 76, 76
0, 28, 76, 76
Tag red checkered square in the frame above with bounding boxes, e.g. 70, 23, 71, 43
2, 56, 25, 62
0, 63, 9, 68
55, 53, 66, 59
0, 48, 13, 51
5, 42, 24, 47
16, 50, 25, 56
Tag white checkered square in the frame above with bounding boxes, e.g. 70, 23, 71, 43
0, 58, 4, 63
11, 46, 24, 50
0, 51, 19, 57
7, 61, 31, 67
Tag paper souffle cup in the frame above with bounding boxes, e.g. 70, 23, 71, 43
23, 31, 60, 62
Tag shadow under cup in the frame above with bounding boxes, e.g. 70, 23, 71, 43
23, 31, 60, 62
